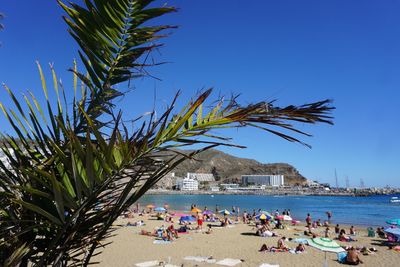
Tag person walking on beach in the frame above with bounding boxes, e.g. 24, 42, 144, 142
215, 205, 219, 213
326, 211, 332, 222
196, 212, 203, 231
306, 213, 312, 232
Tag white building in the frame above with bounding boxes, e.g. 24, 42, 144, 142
176, 178, 199, 191
220, 184, 239, 190
187, 172, 215, 182
210, 186, 220, 192
241, 175, 284, 187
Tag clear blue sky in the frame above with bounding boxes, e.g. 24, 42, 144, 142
1, 1, 399, 187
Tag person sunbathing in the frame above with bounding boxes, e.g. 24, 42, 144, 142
339, 229, 356, 242
295, 243, 306, 253
220, 217, 229, 227
258, 237, 289, 252
257, 227, 278, 237
140, 229, 157, 237
346, 247, 363, 265
376, 227, 386, 238
167, 225, 178, 239
325, 227, 331, 238
277, 237, 289, 250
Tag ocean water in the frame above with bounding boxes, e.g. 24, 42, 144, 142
139, 194, 400, 227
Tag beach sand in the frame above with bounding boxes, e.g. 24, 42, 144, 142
94, 215, 400, 267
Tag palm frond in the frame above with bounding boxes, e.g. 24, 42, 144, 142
58, 0, 176, 133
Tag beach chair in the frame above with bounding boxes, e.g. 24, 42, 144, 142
367, 227, 375, 237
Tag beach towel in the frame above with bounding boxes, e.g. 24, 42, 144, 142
292, 238, 309, 244
135, 260, 159, 267
183, 256, 217, 264
216, 258, 242, 266
153, 239, 171, 245
259, 264, 280, 267
269, 248, 289, 253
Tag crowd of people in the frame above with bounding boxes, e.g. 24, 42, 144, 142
123, 204, 396, 266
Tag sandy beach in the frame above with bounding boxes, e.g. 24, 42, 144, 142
93, 213, 400, 267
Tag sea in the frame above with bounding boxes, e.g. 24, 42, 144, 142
139, 193, 400, 227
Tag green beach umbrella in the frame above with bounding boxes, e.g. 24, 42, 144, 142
308, 237, 345, 253
308, 237, 345, 266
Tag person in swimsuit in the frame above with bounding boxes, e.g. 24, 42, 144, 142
346, 247, 363, 265
196, 212, 203, 230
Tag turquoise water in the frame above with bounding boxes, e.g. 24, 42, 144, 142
140, 194, 400, 227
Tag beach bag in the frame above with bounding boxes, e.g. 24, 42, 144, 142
337, 251, 347, 263
367, 227, 375, 237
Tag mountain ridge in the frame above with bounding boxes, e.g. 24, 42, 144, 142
169, 149, 307, 185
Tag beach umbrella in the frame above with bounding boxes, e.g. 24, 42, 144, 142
308, 237, 345, 253
180, 216, 196, 222
173, 213, 190, 217
308, 237, 345, 266
256, 214, 268, 220
203, 210, 213, 215
146, 204, 155, 209
282, 215, 293, 221
191, 207, 202, 213
154, 207, 166, 212
219, 209, 230, 215
384, 227, 400, 241
259, 211, 273, 217
386, 219, 400, 226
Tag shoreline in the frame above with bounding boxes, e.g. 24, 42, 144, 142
147, 189, 398, 197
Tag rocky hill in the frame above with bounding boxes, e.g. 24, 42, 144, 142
157, 149, 307, 187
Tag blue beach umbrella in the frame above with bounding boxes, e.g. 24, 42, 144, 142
386, 219, 400, 226
154, 207, 166, 212
384, 227, 400, 241
180, 216, 196, 222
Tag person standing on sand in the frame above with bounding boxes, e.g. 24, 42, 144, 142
306, 213, 312, 232
196, 212, 203, 231
215, 205, 219, 213
326, 211, 332, 222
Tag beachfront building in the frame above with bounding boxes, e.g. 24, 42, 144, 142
306, 179, 320, 188
187, 172, 215, 182
220, 184, 239, 190
210, 186, 220, 192
241, 174, 284, 187
175, 178, 199, 191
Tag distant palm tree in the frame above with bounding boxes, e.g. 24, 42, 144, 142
0, 1, 334, 266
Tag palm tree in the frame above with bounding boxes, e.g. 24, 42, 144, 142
0, 1, 334, 266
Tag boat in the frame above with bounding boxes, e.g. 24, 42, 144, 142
390, 197, 400, 203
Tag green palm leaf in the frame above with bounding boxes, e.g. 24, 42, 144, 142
0, 1, 334, 266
